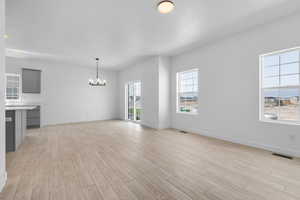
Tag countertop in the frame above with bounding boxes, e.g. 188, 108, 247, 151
5, 105, 37, 111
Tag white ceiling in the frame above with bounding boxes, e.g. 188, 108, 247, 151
5, 0, 300, 69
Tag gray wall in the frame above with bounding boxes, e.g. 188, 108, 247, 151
0, 0, 6, 192
171, 13, 300, 157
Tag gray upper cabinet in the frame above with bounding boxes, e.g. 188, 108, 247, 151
22, 68, 41, 93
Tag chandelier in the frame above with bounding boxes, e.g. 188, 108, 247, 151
89, 58, 106, 86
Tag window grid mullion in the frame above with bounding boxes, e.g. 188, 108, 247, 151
299, 51, 300, 116
278, 55, 282, 120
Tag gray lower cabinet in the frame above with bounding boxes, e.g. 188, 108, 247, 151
6, 110, 15, 152
6, 110, 27, 152
27, 106, 40, 128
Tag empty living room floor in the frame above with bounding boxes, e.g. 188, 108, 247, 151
1, 120, 300, 200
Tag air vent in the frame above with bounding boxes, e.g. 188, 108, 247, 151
179, 130, 188, 134
272, 153, 293, 160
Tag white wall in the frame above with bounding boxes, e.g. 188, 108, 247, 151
171, 13, 300, 157
118, 56, 171, 129
118, 57, 159, 128
158, 56, 171, 129
6, 57, 118, 126
0, 0, 6, 192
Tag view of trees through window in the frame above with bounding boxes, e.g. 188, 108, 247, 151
127, 81, 142, 121
177, 69, 198, 114
261, 48, 300, 123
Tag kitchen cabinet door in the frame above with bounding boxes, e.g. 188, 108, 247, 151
22, 68, 41, 93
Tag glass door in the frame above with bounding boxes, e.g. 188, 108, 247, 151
128, 82, 135, 120
134, 81, 141, 121
126, 81, 141, 121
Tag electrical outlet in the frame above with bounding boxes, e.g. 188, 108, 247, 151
289, 134, 295, 141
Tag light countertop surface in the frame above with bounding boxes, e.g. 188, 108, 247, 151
5, 105, 37, 111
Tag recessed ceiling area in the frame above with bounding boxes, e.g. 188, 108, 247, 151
5, 0, 300, 69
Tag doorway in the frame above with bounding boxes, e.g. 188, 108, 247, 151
125, 81, 142, 122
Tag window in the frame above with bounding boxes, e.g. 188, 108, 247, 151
176, 69, 198, 114
260, 47, 300, 124
5, 73, 21, 102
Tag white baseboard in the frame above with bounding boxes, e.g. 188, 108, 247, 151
45, 118, 118, 127
0, 171, 7, 192
175, 126, 300, 158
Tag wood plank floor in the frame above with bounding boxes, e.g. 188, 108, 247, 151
1, 120, 300, 200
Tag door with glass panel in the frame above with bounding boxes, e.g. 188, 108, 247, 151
126, 81, 142, 121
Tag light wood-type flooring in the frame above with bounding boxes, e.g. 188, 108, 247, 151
1, 120, 300, 200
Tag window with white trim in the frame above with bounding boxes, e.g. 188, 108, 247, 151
176, 69, 198, 114
260, 48, 300, 124
5, 73, 21, 102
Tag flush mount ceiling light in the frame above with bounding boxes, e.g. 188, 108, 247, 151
88, 58, 106, 86
157, 0, 175, 14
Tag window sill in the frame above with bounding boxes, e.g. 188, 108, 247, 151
260, 119, 300, 126
176, 112, 198, 115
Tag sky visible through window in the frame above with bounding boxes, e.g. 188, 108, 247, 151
263, 50, 299, 91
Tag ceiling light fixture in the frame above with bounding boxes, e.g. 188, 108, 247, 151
89, 58, 106, 86
157, 0, 175, 14
3, 34, 8, 39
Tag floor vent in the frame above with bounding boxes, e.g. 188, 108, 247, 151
272, 153, 293, 160
179, 130, 188, 134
